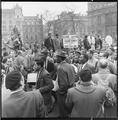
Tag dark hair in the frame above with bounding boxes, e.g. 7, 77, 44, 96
99, 63, 107, 69
85, 35, 88, 38
5, 71, 22, 91
103, 52, 109, 58
89, 50, 94, 55
36, 60, 44, 67
2, 58, 7, 64
110, 47, 115, 52
79, 69, 92, 82
61, 56, 66, 61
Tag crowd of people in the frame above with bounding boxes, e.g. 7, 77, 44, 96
1, 32, 117, 118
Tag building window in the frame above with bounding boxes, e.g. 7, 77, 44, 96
111, 13, 116, 26
9, 20, 12, 24
35, 35, 37, 41
105, 13, 112, 26
98, 15, 101, 25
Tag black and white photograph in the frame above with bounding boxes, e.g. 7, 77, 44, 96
1, 2, 117, 118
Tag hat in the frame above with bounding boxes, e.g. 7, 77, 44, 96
41, 48, 49, 55
75, 50, 81, 54
35, 53, 45, 62
56, 50, 66, 58
5, 70, 22, 90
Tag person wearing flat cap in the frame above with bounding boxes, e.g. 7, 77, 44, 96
2, 70, 45, 118
92, 58, 117, 117
34, 54, 54, 115
55, 50, 75, 117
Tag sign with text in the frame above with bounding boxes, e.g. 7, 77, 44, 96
63, 35, 78, 48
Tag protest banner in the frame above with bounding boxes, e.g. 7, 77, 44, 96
63, 35, 78, 48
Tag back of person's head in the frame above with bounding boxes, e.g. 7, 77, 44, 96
85, 35, 88, 39
3, 52, 8, 57
79, 69, 92, 82
89, 49, 94, 55
98, 58, 108, 69
5, 70, 22, 91
103, 52, 109, 58
35, 53, 45, 67
2, 58, 7, 64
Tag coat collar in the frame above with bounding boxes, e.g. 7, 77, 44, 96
75, 81, 96, 94
10, 89, 25, 98
98, 69, 110, 74
60, 60, 66, 65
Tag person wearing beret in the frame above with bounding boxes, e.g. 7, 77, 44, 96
55, 50, 75, 117
34, 54, 54, 115
2, 70, 45, 118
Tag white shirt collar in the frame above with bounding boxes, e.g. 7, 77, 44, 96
82, 62, 87, 69
11, 87, 23, 94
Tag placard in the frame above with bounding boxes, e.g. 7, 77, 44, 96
27, 73, 37, 83
63, 35, 70, 48
70, 35, 78, 48
63, 35, 78, 48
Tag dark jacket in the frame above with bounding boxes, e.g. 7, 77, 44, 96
44, 57, 56, 79
2, 90, 45, 118
57, 61, 75, 95
36, 67, 54, 105
44, 37, 54, 51
83, 38, 91, 50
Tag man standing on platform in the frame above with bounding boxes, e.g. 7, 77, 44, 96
44, 33, 54, 52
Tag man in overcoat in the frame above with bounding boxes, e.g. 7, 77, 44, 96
65, 69, 114, 117
92, 58, 117, 117
35, 54, 54, 114
56, 50, 75, 117
44, 33, 54, 51
2, 70, 45, 118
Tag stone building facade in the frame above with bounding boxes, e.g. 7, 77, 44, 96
2, 4, 43, 44
45, 12, 88, 39
2, 4, 24, 43
88, 2, 117, 41
23, 15, 43, 44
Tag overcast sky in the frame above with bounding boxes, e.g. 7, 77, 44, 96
2, 2, 88, 20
